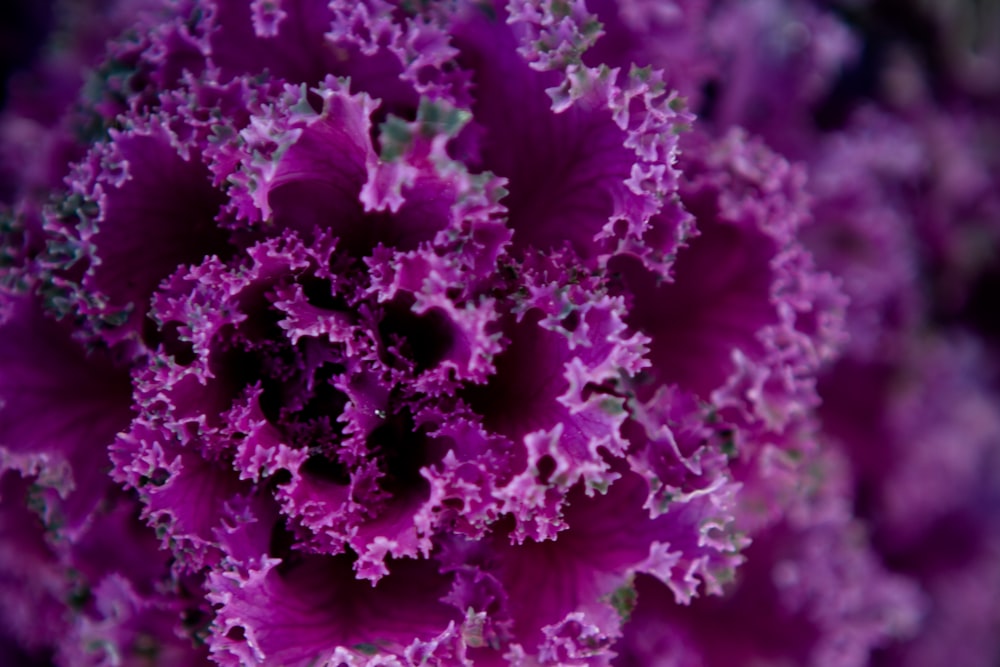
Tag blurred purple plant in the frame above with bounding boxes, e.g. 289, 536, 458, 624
0, 1, 998, 666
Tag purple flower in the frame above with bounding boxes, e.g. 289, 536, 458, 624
2, 1, 997, 666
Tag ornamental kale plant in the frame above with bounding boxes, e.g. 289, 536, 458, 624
0, 1, 998, 666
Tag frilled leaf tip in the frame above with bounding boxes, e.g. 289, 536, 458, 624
610, 452, 923, 667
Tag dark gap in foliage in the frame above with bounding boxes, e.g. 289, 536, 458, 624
150, 320, 197, 366
378, 294, 454, 371
367, 409, 431, 495
301, 453, 351, 486
300, 276, 343, 311
269, 519, 303, 575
